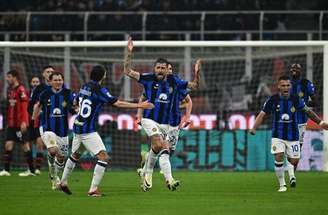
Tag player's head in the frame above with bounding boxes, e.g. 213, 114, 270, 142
278, 75, 291, 97
167, 61, 173, 75
6, 70, 19, 86
30, 75, 41, 88
42, 65, 55, 82
49, 71, 64, 91
289, 63, 301, 79
90, 65, 107, 83
153, 58, 168, 80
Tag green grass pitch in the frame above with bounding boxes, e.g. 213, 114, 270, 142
0, 171, 327, 215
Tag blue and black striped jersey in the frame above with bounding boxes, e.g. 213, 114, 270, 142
138, 73, 188, 126
290, 78, 315, 124
262, 94, 306, 141
39, 87, 74, 137
73, 81, 118, 134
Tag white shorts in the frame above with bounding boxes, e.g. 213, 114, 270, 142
271, 138, 300, 159
40, 130, 69, 157
71, 132, 106, 156
141, 118, 180, 151
298, 123, 306, 146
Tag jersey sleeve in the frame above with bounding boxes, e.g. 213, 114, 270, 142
18, 86, 29, 125
99, 87, 118, 104
173, 75, 188, 90
262, 97, 273, 114
138, 73, 153, 85
307, 80, 315, 96
297, 97, 306, 110
179, 89, 189, 101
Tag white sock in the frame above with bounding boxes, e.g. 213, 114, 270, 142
54, 158, 65, 178
286, 160, 295, 179
89, 160, 107, 192
61, 156, 77, 185
275, 161, 286, 187
159, 152, 173, 183
144, 149, 157, 175
141, 152, 149, 174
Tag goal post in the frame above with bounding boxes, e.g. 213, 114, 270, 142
0, 40, 327, 171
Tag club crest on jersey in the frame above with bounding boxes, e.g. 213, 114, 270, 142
291, 106, 296, 113
169, 87, 173, 93
275, 104, 280, 112
299, 91, 304, 97
157, 93, 169, 103
152, 128, 157, 132
62, 101, 67, 107
272, 146, 276, 151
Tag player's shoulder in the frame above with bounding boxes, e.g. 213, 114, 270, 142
17, 84, 27, 92
300, 78, 312, 85
140, 72, 155, 80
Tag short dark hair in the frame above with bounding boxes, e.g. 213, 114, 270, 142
278, 75, 290, 81
290, 63, 302, 69
154, 58, 168, 66
30, 75, 41, 82
42, 65, 55, 72
90, 65, 106, 82
49, 71, 64, 80
7, 70, 19, 78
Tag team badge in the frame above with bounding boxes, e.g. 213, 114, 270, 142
291, 106, 296, 113
299, 91, 304, 97
272, 146, 276, 151
152, 128, 157, 132
169, 87, 173, 93
62, 101, 67, 107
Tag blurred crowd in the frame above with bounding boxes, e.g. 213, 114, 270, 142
0, 0, 328, 41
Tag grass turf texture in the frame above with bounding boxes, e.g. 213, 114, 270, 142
0, 171, 327, 215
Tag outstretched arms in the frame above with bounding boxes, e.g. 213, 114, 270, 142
113, 99, 154, 109
124, 37, 140, 81
302, 106, 328, 129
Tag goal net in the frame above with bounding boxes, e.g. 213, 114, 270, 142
0, 41, 327, 171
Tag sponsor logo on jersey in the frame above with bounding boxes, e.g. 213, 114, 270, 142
51, 108, 63, 117
299, 91, 304, 97
280, 113, 292, 123
156, 93, 169, 103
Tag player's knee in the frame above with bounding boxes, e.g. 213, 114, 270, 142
150, 135, 163, 153
48, 147, 57, 157
288, 158, 299, 166
274, 153, 284, 162
56, 155, 65, 163
97, 151, 109, 162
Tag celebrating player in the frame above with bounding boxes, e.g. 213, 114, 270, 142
286, 63, 317, 186
250, 75, 328, 192
0, 70, 36, 177
124, 37, 200, 191
26, 65, 55, 175
57, 65, 154, 197
33, 72, 76, 189
136, 61, 193, 180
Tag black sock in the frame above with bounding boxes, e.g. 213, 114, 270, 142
35, 152, 44, 170
4, 150, 12, 172
25, 151, 35, 173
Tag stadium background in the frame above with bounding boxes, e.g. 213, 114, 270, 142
0, 0, 326, 171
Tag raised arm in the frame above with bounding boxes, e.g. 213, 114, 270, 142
113, 99, 154, 109
250, 111, 266, 135
124, 37, 140, 81
187, 59, 201, 90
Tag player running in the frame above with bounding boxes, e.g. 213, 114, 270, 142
33, 72, 76, 189
124, 37, 200, 191
250, 75, 328, 192
57, 65, 154, 197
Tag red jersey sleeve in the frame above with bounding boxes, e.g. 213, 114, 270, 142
18, 85, 29, 126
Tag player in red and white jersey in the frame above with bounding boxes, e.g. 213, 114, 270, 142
0, 70, 36, 176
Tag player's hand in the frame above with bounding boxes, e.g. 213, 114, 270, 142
138, 100, 154, 109
320, 121, 328, 130
194, 58, 202, 74
135, 117, 141, 125
127, 37, 133, 53
20, 122, 27, 133
179, 116, 191, 128
249, 128, 256, 135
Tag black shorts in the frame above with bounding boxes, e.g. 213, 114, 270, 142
6, 127, 28, 143
26, 126, 41, 141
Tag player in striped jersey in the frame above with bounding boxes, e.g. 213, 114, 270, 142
286, 63, 317, 187
58, 65, 154, 197
250, 75, 328, 192
136, 62, 193, 181
33, 71, 76, 189
124, 37, 200, 191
